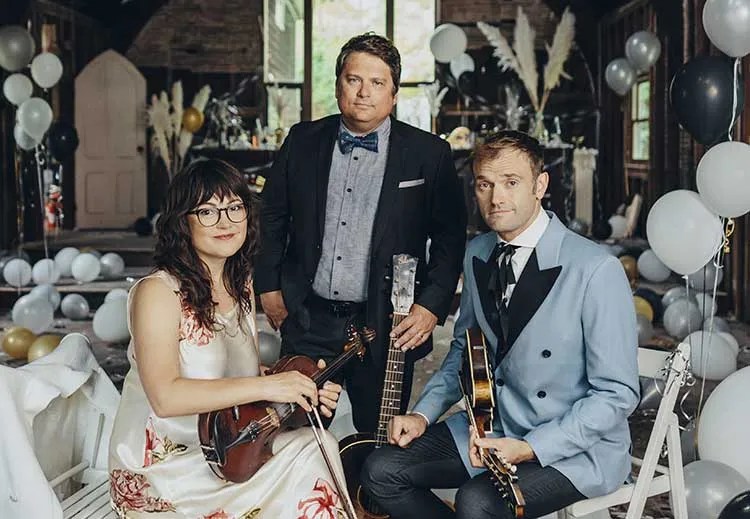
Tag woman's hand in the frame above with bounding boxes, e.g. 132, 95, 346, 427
315, 359, 341, 418
261, 370, 318, 412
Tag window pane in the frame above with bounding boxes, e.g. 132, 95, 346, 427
267, 86, 302, 130
397, 87, 431, 131
637, 80, 650, 120
312, 0, 386, 119
632, 121, 649, 161
264, 0, 304, 83
395, 0, 435, 82
631, 83, 638, 119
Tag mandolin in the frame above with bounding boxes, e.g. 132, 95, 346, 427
461, 327, 525, 518
198, 325, 373, 483
339, 253, 418, 518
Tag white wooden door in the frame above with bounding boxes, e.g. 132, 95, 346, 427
75, 49, 146, 229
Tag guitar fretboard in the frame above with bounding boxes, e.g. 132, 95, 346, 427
375, 313, 407, 445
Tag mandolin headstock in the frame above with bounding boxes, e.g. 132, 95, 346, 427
485, 453, 525, 518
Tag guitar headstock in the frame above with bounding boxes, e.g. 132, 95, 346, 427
391, 254, 418, 314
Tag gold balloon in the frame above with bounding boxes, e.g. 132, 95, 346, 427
619, 255, 638, 286
182, 107, 205, 133
27, 334, 62, 362
633, 295, 654, 322
2, 327, 36, 359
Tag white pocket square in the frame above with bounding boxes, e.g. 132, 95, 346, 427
398, 178, 425, 188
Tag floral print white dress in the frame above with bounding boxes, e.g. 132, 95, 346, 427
108, 271, 348, 519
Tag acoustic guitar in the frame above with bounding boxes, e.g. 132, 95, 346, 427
339, 253, 418, 518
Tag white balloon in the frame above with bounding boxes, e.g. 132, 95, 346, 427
17, 97, 53, 139
718, 331, 740, 356
637, 249, 671, 282
663, 298, 702, 339
608, 215, 627, 238
100, 252, 125, 278
71, 253, 101, 283
60, 293, 89, 320
662, 286, 688, 308
703, 0, 750, 58
688, 260, 724, 291
698, 366, 750, 481
31, 258, 60, 285
605, 58, 635, 96
54, 247, 80, 277
13, 124, 38, 151
30, 283, 61, 311
30, 52, 63, 89
694, 292, 717, 319
684, 460, 749, 519
625, 31, 661, 72
646, 190, 723, 275
104, 288, 129, 303
3, 73, 32, 105
93, 299, 130, 343
12, 295, 54, 334
687, 330, 736, 380
3, 258, 32, 287
704, 315, 731, 334
449, 53, 475, 79
429, 24, 467, 64
696, 141, 750, 217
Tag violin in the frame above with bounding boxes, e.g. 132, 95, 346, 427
198, 325, 374, 483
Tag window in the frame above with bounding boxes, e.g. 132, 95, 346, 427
264, 0, 304, 129
630, 79, 650, 162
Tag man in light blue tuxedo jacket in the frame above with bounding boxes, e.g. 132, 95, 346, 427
362, 131, 640, 519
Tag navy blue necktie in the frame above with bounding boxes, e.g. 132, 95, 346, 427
492, 243, 520, 309
338, 130, 378, 154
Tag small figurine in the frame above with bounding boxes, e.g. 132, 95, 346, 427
45, 184, 63, 233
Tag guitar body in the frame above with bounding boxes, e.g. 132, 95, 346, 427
339, 433, 388, 518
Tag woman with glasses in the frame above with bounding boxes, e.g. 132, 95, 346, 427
108, 159, 349, 518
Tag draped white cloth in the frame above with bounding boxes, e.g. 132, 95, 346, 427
108, 271, 349, 519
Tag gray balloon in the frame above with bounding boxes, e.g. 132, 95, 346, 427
13, 124, 38, 151
663, 298, 703, 339
688, 261, 724, 291
258, 331, 281, 366
605, 58, 635, 96
637, 376, 665, 411
684, 460, 750, 519
704, 316, 731, 334
636, 313, 654, 346
568, 219, 589, 236
60, 293, 90, 320
703, 0, 750, 58
625, 31, 661, 72
0, 25, 35, 72
662, 286, 688, 308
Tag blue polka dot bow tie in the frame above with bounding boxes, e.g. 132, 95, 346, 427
338, 130, 378, 154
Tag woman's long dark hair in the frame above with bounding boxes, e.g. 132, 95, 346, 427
154, 158, 260, 331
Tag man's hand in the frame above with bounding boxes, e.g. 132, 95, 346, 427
260, 290, 288, 331
469, 426, 535, 467
316, 359, 342, 418
388, 414, 428, 447
390, 304, 438, 351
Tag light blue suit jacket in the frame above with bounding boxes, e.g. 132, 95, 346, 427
413, 213, 640, 498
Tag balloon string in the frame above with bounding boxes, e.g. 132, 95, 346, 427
728, 58, 740, 141
33, 145, 50, 260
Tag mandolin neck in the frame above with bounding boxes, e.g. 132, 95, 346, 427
375, 312, 407, 445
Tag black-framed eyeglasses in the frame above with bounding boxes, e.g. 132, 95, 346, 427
187, 203, 248, 227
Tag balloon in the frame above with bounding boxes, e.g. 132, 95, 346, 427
670, 55, 744, 146
696, 141, 750, 218
605, 58, 635, 96
449, 53, 475, 79
637, 249, 671, 282
47, 121, 79, 161
105, 288, 129, 303
662, 286, 688, 308
688, 260, 724, 291
54, 247, 80, 277
634, 287, 664, 321
625, 31, 661, 72
79, 247, 101, 259
133, 217, 153, 236
3, 258, 32, 287
12, 295, 54, 334
608, 215, 627, 238
31, 258, 60, 285
681, 420, 698, 465
637, 376, 665, 411
718, 331, 740, 356
687, 330, 736, 380
684, 460, 749, 519
456, 71, 476, 97
30, 284, 61, 311
619, 256, 638, 286
706, 316, 731, 334
636, 314, 654, 345
27, 334, 62, 362
92, 298, 129, 343
30, 52, 63, 89
646, 190, 723, 275
258, 331, 282, 366
13, 124, 39, 151
0, 25, 35, 72
17, 97, 53, 140
60, 293, 89, 320
698, 366, 750, 480
100, 252, 125, 278
633, 295, 654, 322
182, 107, 204, 133
663, 298, 702, 339
2, 326, 36, 359
429, 24, 467, 63
567, 219, 589, 236
0, 249, 30, 271
718, 490, 750, 519
703, 0, 750, 58
3, 73, 32, 105
591, 220, 612, 240
694, 292, 717, 320
71, 253, 101, 283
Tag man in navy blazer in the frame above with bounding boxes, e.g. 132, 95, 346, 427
362, 131, 640, 518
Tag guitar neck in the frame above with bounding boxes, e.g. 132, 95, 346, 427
375, 312, 407, 445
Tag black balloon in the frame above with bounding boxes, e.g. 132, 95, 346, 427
669, 55, 744, 146
718, 491, 750, 519
457, 71, 476, 96
634, 287, 664, 322
47, 121, 79, 161
133, 217, 153, 237
591, 220, 612, 241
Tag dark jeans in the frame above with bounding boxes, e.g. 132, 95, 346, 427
280, 300, 415, 433
361, 422, 586, 519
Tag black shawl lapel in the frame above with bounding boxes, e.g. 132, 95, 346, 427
506, 250, 561, 347
472, 255, 503, 342
370, 119, 407, 254
315, 118, 340, 242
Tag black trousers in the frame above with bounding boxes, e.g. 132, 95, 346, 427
279, 299, 415, 433
361, 422, 586, 519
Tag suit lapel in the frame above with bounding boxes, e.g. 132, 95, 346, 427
371, 119, 407, 254
315, 118, 340, 242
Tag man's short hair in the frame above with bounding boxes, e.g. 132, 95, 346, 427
335, 33, 401, 94
472, 130, 544, 178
